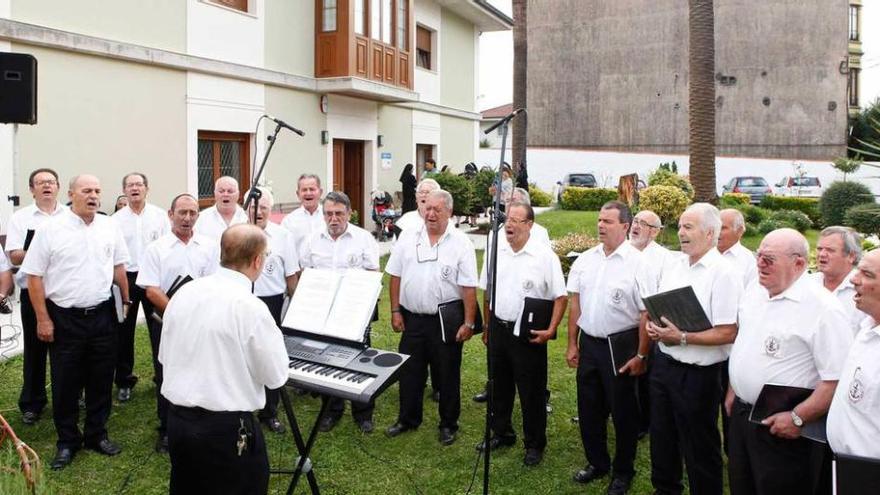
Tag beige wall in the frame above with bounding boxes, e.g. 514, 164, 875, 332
263, 86, 328, 207
377, 105, 414, 199
440, 9, 476, 112
11, 0, 186, 52
12, 45, 187, 212
264, 0, 314, 76
440, 115, 476, 170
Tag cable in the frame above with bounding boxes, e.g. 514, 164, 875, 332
352, 435, 426, 495
464, 447, 484, 494
114, 445, 155, 494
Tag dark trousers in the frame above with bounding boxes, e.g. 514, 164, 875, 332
636, 343, 655, 434
326, 325, 375, 423
397, 308, 462, 431
720, 359, 731, 454
257, 294, 286, 422
650, 351, 723, 495
47, 300, 117, 449
578, 333, 639, 478
18, 288, 49, 415
144, 302, 168, 433
728, 397, 824, 495
490, 317, 547, 450
168, 405, 268, 495
114, 271, 143, 389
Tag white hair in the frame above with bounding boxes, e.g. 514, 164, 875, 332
684, 202, 721, 245
428, 189, 453, 211
417, 178, 440, 193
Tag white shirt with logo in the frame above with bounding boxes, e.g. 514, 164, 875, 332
253, 222, 300, 297
5, 202, 68, 288
136, 233, 219, 293
193, 204, 248, 242
112, 203, 170, 272
809, 270, 863, 336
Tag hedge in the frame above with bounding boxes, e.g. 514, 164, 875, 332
433, 172, 474, 215
552, 232, 599, 277
719, 193, 750, 207
529, 184, 553, 207
560, 187, 618, 211
638, 185, 691, 227
845, 203, 880, 237
647, 169, 695, 199
820, 181, 875, 227
759, 196, 821, 227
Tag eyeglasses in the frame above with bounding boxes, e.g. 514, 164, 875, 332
34, 179, 57, 187
635, 219, 661, 230
507, 217, 532, 226
416, 241, 439, 263
125, 182, 145, 188
756, 251, 801, 266
324, 211, 348, 218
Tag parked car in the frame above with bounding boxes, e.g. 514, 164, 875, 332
556, 173, 597, 202
721, 176, 773, 204
774, 176, 823, 198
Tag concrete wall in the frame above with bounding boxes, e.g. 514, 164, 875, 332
12, 45, 187, 211
11, 0, 186, 52
377, 105, 415, 198
527, 0, 850, 160
440, 8, 476, 112
264, 0, 313, 76
440, 115, 476, 169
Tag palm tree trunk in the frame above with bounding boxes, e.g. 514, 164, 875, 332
512, 0, 527, 177
688, 0, 717, 203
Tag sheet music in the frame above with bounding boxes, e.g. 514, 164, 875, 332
322, 270, 383, 342
282, 269, 343, 333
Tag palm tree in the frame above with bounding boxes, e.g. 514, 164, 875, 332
511, 0, 527, 178
688, 0, 717, 203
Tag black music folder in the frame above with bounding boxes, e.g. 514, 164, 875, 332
608, 328, 639, 376
835, 453, 880, 495
23, 229, 35, 250
438, 300, 483, 344
519, 297, 556, 343
151, 275, 193, 324
749, 383, 827, 443
642, 286, 712, 332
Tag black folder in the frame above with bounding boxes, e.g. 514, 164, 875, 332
438, 299, 484, 344
151, 275, 194, 323
518, 297, 556, 343
608, 328, 639, 376
835, 453, 880, 495
23, 229, 35, 250
749, 383, 827, 443
642, 286, 712, 332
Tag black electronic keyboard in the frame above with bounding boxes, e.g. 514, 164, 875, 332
284, 335, 408, 403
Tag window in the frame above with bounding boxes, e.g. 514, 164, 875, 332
850, 5, 860, 41
197, 131, 250, 207
849, 68, 860, 107
397, 0, 408, 50
370, 0, 394, 43
370, 0, 381, 40
322, 0, 337, 32
416, 26, 432, 70
354, 0, 366, 35
208, 0, 248, 13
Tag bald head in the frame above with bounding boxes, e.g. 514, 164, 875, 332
220, 224, 267, 281
757, 228, 808, 296
718, 209, 746, 253
214, 176, 240, 214
68, 174, 102, 221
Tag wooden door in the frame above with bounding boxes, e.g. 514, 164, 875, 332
331, 139, 365, 227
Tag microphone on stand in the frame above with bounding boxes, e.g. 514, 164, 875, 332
264, 114, 305, 137
483, 108, 526, 135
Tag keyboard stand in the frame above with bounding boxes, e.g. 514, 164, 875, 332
270, 387, 330, 495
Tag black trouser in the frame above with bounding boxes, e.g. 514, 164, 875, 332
397, 308, 462, 431
636, 343, 655, 434
168, 405, 268, 495
490, 317, 547, 450
326, 325, 375, 423
719, 359, 731, 454
650, 350, 723, 495
114, 271, 143, 389
47, 300, 117, 449
728, 397, 824, 495
257, 294, 285, 422
144, 300, 168, 434
18, 288, 49, 415
577, 332, 639, 479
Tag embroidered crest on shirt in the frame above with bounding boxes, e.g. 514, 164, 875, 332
849, 367, 865, 403
522, 279, 534, 291
150, 230, 160, 241
763, 336, 781, 357
440, 265, 453, 280
264, 259, 276, 275
103, 243, 113, 260
347, 253, 359, 267
611, 288, 624, 305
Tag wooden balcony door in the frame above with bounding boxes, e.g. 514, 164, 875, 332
332, 139, 365, 226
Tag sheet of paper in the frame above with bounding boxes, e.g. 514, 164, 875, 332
321, 270, 383, 342
282, 269, 342, 333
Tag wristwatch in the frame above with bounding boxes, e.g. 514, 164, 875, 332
680, 332, 688, 347
636, 353, 647, 361
790, 409, 804, 427
465, 322, 476, 330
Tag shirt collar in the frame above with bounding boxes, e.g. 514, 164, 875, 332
298, 205, 322, 217
320, 225, 352, 241
418, 221, 454, 245
33, 201, 65, 216
689, 246, 722, 268
766, 271, 811, 302
503, 233, 541, 256
722, 241, 744, 256
215, 266, 253, 290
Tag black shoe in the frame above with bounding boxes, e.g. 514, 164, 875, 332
607, 476, 632, 495
637, 429, 649, 441
385, 422, 416, 438
475, 436, 516, 452
357, 420, 374, 434
438, 427, 456, 446
523, 448, 544, 466
21, 411, 40, 425
472, 391, 488, 403
263, 417, 285, 434
573, 465, 609, 484
430, 390, 440, 402
78, 397, 86, 409
154, 435, 169, 454
318, 415, 340, 433
85, 438, 122, 456
50, 447, 77, 470
117, 387, 132, 402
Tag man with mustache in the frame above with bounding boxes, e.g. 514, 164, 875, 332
5, 168, 68, 426
194, 176, 248, 241
21, 174, 131, 470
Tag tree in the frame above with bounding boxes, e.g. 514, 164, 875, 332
511, 0, 527, 179
688, 0, 717, 204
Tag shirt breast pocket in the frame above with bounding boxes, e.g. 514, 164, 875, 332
606, 281, 633, 307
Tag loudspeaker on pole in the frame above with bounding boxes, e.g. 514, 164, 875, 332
0, 52, 37, 125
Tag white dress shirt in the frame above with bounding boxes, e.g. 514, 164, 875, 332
281, 205, 325, 253
395, 210, 423, 235
827, 318, 880, 458
135, 233, 219, 293
656, 248, 742, 366
633, 240, 675, 296
478, 235, 566, 337
112, 203, 170, 272
809, 270, 863, 335
5, 202, 68, 288
0, 249, 10, 272
729, 273, 852, 405
567, 241, 647, 337
721, 241, 758, 290
21, 210, 130, 308
386, 222, 478, 315
253, 222, 300, 297
193, 205, 248, 242
299, 223, 379, 272
159, 267, 289, 411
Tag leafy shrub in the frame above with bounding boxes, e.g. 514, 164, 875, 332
734, 204, 770, 225
820, 181, 874, 227
528, 184, 553, 207
552, 232, 599, 277
560, 187, 618, 211
472, 168, 496, 210
648, 168, 694, 199
719, 193, 750, 207
845, 203, 880, 237
759, 196, 821, 227
639, 185, 691, 227
433, 172, 473, 215
757, 218, 785, 234
765, 209, 812, 232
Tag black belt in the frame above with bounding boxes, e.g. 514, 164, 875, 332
50, 299, 112, 317
400, 307, 438, 318
169, 404, 254, 419
656, 348, 719, 370
734, 396, 752, 409
492, 316, 516, 329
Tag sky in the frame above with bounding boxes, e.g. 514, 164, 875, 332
478, 1, 880, 112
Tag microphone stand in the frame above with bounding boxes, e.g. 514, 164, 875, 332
245, 119, 284, 221
481, 108, 524, 495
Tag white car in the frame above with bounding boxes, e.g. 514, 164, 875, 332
774, 176, 823, 198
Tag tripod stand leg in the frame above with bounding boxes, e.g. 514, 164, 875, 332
279, 387, 323, 495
